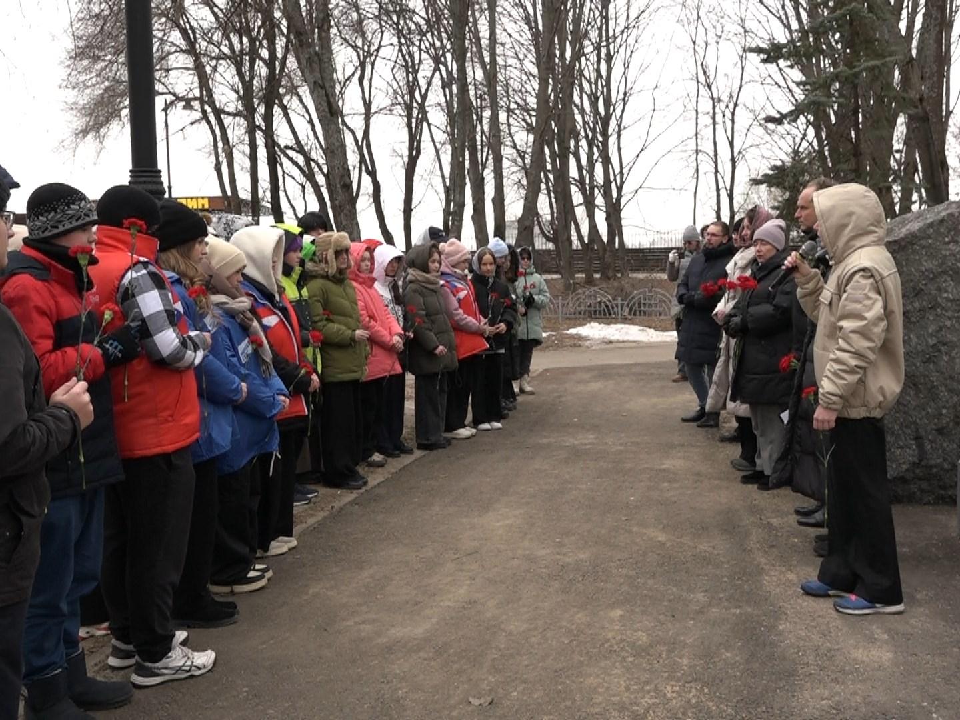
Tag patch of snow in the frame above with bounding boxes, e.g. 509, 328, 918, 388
542, 331, 555, 338
565, 322, 676, 344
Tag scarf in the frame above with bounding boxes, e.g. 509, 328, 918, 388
407, 267, 440, 288
209, 290, 273, 369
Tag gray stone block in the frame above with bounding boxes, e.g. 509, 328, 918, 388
885, 202, 960, 504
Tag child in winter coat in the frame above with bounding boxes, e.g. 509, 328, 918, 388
404, 243, 458, 449
439, 239, 490, 438
513, 246, 551, 394
303, 232, 370, 490
231, 227, 316, 558
0, 183, 137, 715
373, 243, 413, 457
470, 248, 518, 430
202, 238, 289, 595
349, 242, 404, 469
155, 199, 246, 629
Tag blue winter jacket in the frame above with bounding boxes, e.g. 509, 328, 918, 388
167, 273, 243, 464
210, 306, 287, 475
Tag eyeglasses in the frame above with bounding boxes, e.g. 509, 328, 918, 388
1, 212, 13, 229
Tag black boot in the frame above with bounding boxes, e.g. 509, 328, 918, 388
696, 412, 720, 428
173, 594, 240, 629
65, 650, 133, 712
681, 407, 706, 423
25, 669, 94, 720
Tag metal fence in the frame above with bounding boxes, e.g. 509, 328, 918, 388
541, 288, 674, 321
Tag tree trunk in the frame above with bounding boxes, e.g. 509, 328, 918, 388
283, 0, 361, 237
515, 0, 558, 249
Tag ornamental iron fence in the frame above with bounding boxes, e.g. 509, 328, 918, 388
542, 288, 673, 321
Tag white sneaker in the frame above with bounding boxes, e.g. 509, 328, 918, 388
467, 427, 478, 437
253, 563, 273, 580
519, 375, 535, 394
490, 422, 503, 430
275, 536, 298, 549
209, 570, 268, 595
446, 427, 474, 440
131, 644, 216, 688
257, 540, 289, 558
476, 423, 493, 431
109, 631, 189, 669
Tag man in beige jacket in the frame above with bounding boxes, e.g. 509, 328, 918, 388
786, 183, 906, 616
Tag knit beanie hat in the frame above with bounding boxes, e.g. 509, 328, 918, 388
488, 236, 509, 258
202, 236, 246, 283
25, 183, 98, 242
156, 198, 208, 252
753, 218, 787, 251
417, 226, 447, 245
283, 229, 303, 255
682, 225, 700, 243
96, 185, 161, 232
440, 238, 471, 267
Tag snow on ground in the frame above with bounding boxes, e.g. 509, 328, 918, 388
565, 323, 676, 344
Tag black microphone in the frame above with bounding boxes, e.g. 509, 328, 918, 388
767, 240, 819, 293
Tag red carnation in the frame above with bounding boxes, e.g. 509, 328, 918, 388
489, 291, 500, 300
518, 269, 526, 277
250, 335, 264, 349
406, 304, 418, 314
504, 298, 513, 307
101, 302, 123, 330
187, 286, 208, 300
300, 361, 314, 375
321, 310, 332, 318
700, 280, 719, 298
717, 278, 729, 289
737, 275, 758, 291
309, 330, 323, 345
122, 218, 148, 234
415, 317, 424, 325
68, 245, 95, 258
778, 353, 796, 374
801, 386, 818, 400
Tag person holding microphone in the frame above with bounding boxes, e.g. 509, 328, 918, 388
786, 183, 906, 616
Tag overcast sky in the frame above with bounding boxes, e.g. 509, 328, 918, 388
1, 0, 761, 246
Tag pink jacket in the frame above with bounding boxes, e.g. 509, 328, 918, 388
350, 243, 402, 380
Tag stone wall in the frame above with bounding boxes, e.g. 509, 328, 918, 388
885, 202, 960, 504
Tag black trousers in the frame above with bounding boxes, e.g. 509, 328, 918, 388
445, 359, 478, 432
736, 416, 758, 464
321, 381, 362, 485
173, 458, 219, 615
818, 418, 903, 605
0, 599, 27, 720
101, 448, 195, 663
377, 373, 406, 453
211, 460, 255, 584
258, 424, 306, 549
478, 353, 503, 423
414, 373, 447, 444
306, 392, 323, 479
518, 339, 537, 377
360, 378, 386, 461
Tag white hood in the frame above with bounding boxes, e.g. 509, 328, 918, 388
229, 226, 284, 294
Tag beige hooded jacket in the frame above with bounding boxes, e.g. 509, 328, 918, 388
795, 183, 904, 418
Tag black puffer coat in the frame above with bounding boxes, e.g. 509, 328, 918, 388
728, 248, 797, 406
676, 241, 736, 366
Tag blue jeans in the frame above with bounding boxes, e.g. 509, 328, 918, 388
685, 362, 716, 409
22, 490, 104, 682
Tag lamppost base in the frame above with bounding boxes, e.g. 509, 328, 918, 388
129, 168, 166, 200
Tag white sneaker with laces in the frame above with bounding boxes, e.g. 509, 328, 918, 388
131, 644, 216, 688
109, 631, 188, 669
446, 427, 474, 440
476, 423, 493, 431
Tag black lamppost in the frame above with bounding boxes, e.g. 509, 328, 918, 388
125, 0, 165, 198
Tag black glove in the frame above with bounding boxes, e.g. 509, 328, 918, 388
524, 293, 536, 309
724, 313, 747, 338
96, 323, 142, 368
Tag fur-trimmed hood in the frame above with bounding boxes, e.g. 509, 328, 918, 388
304, 230, 351, 281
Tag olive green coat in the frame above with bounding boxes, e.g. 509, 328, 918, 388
303, 262, 368, 382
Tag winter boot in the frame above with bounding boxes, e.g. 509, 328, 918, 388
24, 669, 94, 720
66, 650, 133, 711
519, 375, 535, 395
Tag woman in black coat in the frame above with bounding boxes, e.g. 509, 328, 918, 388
724, 219, 796, 488
676, 221, 736, 421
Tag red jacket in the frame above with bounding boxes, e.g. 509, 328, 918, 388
87, 226, 201, 459
440, 273, 489, 361
349, 243, 402, 381
0, 246, 124, 496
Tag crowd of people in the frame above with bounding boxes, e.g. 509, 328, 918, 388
0, 176, 549, 720
668, 179, 907, 618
